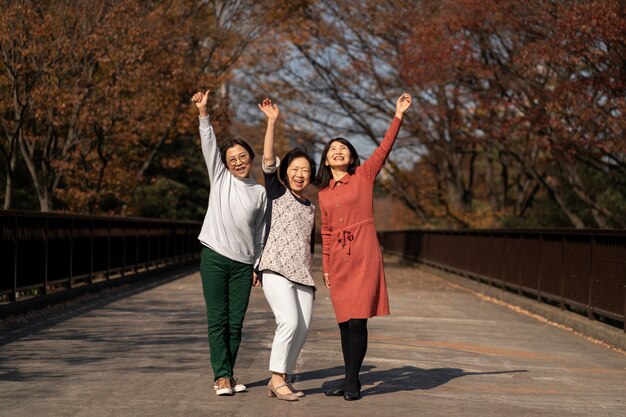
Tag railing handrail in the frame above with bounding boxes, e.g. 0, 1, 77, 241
378, 229, 626, 331
1, 211, 202, 311
0, 209, 201, 225
380, 228, 626, 237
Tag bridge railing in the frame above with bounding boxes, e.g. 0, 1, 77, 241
1, 210, 201, 306
378, 229, 626, 331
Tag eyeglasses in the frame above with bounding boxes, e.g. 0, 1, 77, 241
226, 153, 250, 166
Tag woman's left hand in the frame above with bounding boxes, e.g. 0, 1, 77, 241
252, 271, 261, 287
258, 98, 279, 121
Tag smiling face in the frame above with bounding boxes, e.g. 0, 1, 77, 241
225, 145, 252, 179
325, 140, 354, 171
286, 156, 312, 196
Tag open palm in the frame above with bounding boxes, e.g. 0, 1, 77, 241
258, 98, 280, 121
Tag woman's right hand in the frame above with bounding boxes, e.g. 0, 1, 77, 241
323, 273, 330, 289
395, 92, 412, 119
191, 90, 210, 117
258, 98, 279, 121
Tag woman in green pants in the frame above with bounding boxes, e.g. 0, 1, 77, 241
191, 90, 267, 396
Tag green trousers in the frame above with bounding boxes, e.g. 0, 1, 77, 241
200, 247, 253, 381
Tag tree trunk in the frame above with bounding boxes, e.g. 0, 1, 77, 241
496, 143, 586, 228
18, 132, 52, 212
555, 153, 626, 228
3, 151, 16, 209
485, 153, 510, 214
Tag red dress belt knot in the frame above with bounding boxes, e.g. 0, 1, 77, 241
337, 230, 354, 254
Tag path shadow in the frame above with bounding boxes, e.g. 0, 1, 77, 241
360, 366, 528, 396
246, 365, 525, 396
246, 365, 528, 395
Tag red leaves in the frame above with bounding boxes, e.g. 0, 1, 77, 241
249, 0, 625, 228
1, 0, 267, 214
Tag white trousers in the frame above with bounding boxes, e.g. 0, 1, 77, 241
262, 271, 314, 374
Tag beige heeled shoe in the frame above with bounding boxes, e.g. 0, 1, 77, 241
283, 374, 304, 397
286, 382, 304, 397
267, 380, 299, 401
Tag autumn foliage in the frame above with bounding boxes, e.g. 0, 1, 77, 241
0, 0, 275, 214
240, 0, 625, 228
1, 0, 624, 228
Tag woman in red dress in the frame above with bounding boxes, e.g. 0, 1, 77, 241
317, 93, 412, 401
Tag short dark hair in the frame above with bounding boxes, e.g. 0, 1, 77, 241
219, 139, 255, 166
315, 138, 360, 189
280, 147, 317, 188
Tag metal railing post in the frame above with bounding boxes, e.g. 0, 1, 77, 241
68, 218, 74, 289
43, 217, 49, 295
587, 236, 595, 320
89, 218, 94, 284
560, 235, 565, 310
537, 233, 543, 302
106, 220, 111, 280
11, 216, 18, 303
122, 220, 126, 278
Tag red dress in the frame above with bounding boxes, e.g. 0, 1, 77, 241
319, 116, 403, 323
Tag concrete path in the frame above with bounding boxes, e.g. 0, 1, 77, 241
1, 256, 625, 417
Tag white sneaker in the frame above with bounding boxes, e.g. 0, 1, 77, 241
231, 377, 247, 393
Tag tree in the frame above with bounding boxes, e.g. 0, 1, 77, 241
237, 0, 625, 228
0, 0, 284, 214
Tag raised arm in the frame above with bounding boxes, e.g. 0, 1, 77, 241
191, 89, 226, 183
360, 92, 413, 180
258, 98, 280, 168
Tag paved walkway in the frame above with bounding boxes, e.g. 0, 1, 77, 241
0, 256, 625, 417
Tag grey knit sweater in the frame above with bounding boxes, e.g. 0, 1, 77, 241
197, 116, 267, 265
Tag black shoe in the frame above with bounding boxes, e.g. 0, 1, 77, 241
324, 388, 345, 397
343, 390, 361, 401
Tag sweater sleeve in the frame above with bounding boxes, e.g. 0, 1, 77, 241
199, 115, 227, 184
262, 156, 285, 199
319, 196, 331, 273
359, 116, 403, 181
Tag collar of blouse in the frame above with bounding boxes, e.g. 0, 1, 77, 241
330, 172, 351, 189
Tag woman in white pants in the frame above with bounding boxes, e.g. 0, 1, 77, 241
257, 98, 317, 401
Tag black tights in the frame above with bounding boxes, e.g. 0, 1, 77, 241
338, 318, 368, 392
